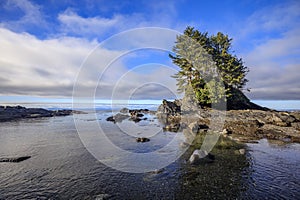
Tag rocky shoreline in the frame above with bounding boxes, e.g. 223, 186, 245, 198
0, 105, 84, 122
104, 99, 300, 144
156, 99, 300, 143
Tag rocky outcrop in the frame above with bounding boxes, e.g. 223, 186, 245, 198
106, 113, 129, 123
0, 105, 84, 122
136, 137, 150, 142
106, 108, 151, 123
157, 100, 300, 143
226, 87, 269, 110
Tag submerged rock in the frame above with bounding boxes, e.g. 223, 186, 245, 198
0, 156, 31, 163
136, 137, 150, 143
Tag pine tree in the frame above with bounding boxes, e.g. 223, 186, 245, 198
170, 26, 249, 106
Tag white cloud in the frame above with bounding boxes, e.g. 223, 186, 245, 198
0, 27, 95, 96
58, 9, 123, 37
244, 28, 300, 100
241, 2, 300, 37
0, 27, 179, 99
1, 0, 47, 32
57, 0, 184, 39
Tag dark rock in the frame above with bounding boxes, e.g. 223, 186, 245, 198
128, 110, 149, 123
188, 122, 209, 133
136, 137, 150, 142
221, 129, 232, 135
0, 156, 31, 162
106, 113, 129, 123
0, 105, 79, 122
129, 109, 149, 114
226, 88, 269, 110
130, 117, 142, 123
163, 123, 180, 132
157, 99, 181, 115
106, 116, 115, 122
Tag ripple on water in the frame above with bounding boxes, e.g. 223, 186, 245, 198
244, 139, 300, 199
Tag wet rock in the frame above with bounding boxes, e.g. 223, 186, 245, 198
188, 122, 209, 133
155, 99, 300, 143
106, 113, 129, 123
163, 124, 180, 132
136, 137, 150, 143
0, 156, 31, 162
221, 128, 232, 135
188, 122, 198, 133
189, 149, 214, 165
149, 168, 164, 174
119, 107, 129, 113
95, 193, 110, 200
157, 99, 181, 115
130, 117, 142, 123
239, 149, 246, 155
129, 110, 144, 118
128, 110, 148, 123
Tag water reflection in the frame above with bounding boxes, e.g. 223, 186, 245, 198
176, 134, 249, 199
0, 113, 299, 199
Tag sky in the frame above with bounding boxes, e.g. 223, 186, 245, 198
0, 0, 299, 108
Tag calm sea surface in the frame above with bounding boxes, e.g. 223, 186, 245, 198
0, 103, 299, 199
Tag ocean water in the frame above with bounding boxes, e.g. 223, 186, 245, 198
0, 103, 300, 199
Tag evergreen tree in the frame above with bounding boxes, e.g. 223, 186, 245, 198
170, 26, 249, 106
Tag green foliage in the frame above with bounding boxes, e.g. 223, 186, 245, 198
170, 26, 249, 105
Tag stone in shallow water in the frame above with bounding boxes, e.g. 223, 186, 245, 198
239, 148, 246, 155
189, 149, 215, 165
136, 137, 150, 143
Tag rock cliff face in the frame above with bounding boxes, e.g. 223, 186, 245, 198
0, 105, 83, 122
156, 100, 300, 143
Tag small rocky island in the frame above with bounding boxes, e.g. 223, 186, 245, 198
106, 98, 300, 144
0, 105, 84, 122
156, 99, 300, 143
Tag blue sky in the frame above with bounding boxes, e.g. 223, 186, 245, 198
0, 0, 299, 109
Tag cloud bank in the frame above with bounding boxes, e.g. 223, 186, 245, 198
0, 0, 299, 101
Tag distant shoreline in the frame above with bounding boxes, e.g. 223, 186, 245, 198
0, 105, 84, 122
